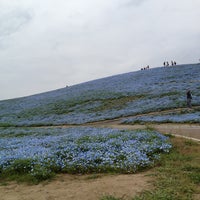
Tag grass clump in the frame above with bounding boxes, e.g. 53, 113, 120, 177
131, 137, 200, 200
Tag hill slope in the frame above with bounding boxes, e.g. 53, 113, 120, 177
0, 63, 200, 126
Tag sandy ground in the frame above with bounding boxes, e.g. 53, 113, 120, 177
0, 172, 152, 200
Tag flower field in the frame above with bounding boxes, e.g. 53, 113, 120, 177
0, 127, 172, 179
122, 110, 200, 124
0, 63, 200, 126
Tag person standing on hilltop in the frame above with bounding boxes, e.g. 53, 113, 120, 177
163, 62, 166, 67
186, 90, 192, 108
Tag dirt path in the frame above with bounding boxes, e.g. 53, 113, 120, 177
0, 173, 153, 200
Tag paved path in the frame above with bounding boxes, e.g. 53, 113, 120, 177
151, 124, 200, 141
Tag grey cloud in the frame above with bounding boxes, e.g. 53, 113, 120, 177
121, 0, 148, 7
0, 9, 32, 38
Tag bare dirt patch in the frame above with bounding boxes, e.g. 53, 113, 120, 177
0, 172, 153, 200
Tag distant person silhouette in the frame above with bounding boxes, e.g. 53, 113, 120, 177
186, 90, 192, 108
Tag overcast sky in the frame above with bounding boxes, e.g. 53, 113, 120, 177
0, 0, 200, 100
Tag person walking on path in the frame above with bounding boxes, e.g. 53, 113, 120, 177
186, 90, 192, 108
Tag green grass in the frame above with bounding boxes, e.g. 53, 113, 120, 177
99, 137, 200, 200
137, 138, 200, 199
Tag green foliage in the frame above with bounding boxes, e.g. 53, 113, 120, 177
3, 159, 33, 175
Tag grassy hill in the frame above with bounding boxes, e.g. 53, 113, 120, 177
0, 63, 200, 126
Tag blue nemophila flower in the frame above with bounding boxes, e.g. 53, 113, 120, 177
122, 112, 200, 124
0, 127, 172, 173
